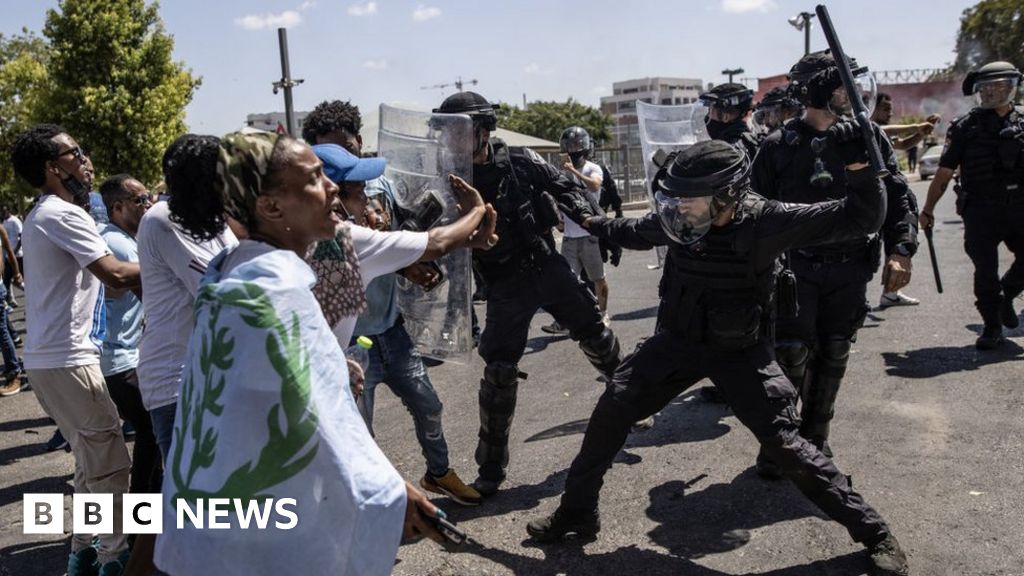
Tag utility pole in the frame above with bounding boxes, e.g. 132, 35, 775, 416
787, 11, 816, 55
721, 68, 744, 83
272, 28, 304, 135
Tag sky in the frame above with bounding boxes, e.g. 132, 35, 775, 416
2, 0, 976, 135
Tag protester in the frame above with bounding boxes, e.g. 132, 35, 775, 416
12, 123, 141, 576
1, 205, 23, 306
0, 226, 24, 396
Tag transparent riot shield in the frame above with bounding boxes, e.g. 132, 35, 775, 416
636, 101, 709, 266
377, 104, 475, 363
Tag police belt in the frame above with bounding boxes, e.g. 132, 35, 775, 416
970, 183, 1024, 205
475, 239, 553, 279
792, 246, 866, 264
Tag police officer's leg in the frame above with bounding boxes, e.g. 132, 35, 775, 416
475, 274, 541, 491
527, 332, 702, 541
964, 202, 1005, 339
711, 342, 893, 547
802, 263, 870, 456
539, 254, 622, 378
998, 204, 1024, 327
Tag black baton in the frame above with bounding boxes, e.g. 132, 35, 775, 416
924, 226, 944, 294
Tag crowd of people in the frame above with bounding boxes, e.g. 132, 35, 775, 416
4, 49, 1023, 576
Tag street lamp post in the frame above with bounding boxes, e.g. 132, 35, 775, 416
721, 68, 744, 83
787, 11, 816, 55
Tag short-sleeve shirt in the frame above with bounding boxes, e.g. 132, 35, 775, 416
100, 223, 143, 376
561, 160, 603, 239
4, 215, 23, 258
136, 201, 238, 410
22, 195, 111, 369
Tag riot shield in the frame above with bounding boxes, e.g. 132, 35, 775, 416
377, 104, 475, 363
636, 101, 709, 266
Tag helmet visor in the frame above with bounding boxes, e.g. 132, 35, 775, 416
828, 70, 877, 117
752, 105, 783, 131
974, 77, 1019, 109
655, 190, 715, 245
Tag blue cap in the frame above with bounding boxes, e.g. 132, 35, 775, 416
312, 143, 387, 183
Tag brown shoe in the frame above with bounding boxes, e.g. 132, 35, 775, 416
421, 469, 483, 506
0, 374, 25, 397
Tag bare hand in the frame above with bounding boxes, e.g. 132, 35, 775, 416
562, 160, 574, 172
919, 123, 935, 136
448, 174, 483, 215
346, 358, 365, 397
403, 481, 446, 544
400, 262, 443, 289
882, 254, 913, 293
919, 211, 934, 231
467, 204, 499, 250
926, 113, 941, 125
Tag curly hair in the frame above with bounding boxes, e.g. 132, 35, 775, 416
164, 134, 225, 241
301, 100, 362, 143
11, 124, 65, 188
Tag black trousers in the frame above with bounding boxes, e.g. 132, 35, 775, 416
105, 368, 162, 493
560, 332, 890, 545
777, 256, 872, 345
962, 200, 1024, 326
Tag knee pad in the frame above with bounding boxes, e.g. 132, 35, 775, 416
816, 335, 852, 379
484, 362, 521, 388
579, 328, 621, 376
775, 340, 811, 381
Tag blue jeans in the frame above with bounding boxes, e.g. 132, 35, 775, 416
0, 284, 22, 375
150, 403, 177, 464
355, 321, 449, 477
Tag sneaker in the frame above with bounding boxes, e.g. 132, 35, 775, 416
421, 469, 482, 506
97, 551, 130, 576
867, 534, 910, 576
878, 291, 920, 309
46, 429, 70, 452
0, 374, 25, 396
470, 476, 504, 498
67, 547, 98, 576
540, 322, 569, 336
526, 507, 601, 542
976, 325, 1005, 350
1001, 297, 1020, 329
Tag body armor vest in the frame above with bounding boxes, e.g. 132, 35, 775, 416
957, 106, 1024, 200
657, 196, 778, 349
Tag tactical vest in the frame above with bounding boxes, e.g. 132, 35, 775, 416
956, 106, 1024, 200
657, 196, 778, 350
471, 139, 554, 278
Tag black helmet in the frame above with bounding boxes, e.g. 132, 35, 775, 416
434, 91, 499, 130
560, 126, 592, 155
788, 50, 873, 114
961, 61, 1023, 96
757, 86, 800, 110
699, 83, 754, 114
653, 141, 750, 245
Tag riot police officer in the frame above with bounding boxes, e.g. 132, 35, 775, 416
751, 51, 918, 473
433, 92, 622, 496
699, 82, 760, 159
752, 85, 803, 133
527, 140, 910, 576
921, 61, 1024, 349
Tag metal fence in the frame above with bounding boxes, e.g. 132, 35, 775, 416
538, 146, 652, 208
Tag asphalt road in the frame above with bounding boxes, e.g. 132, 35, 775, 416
2, 178, 1022, 576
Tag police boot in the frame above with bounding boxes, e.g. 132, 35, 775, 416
474, 362, 520, 496
1000, 284, 1022, 329
867, 534, 910, 576
800, 336, 851, 457
526, 507, 600, 543
579, 327, 622, 380
976, 324, 1005, 350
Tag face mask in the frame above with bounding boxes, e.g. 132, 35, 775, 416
705, 118, 730, 140
57, 166, 92, 209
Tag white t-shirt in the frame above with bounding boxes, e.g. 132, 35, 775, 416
562, 160, 603, 238
4, 215, 23, 257
331, 225, 428, 346
22, 195, 111, 370
136, 201, 238, 410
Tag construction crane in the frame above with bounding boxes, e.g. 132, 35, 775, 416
420, 76, 478, 93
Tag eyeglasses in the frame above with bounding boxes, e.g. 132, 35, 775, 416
55, 146, 88, 164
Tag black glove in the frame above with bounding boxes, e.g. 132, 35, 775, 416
556, 191, 597, 227
832, 136, 870, 166
828, 120, 859, 143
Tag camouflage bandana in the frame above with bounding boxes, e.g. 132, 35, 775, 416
217, 131, 281, 230
308, 223, 367, 327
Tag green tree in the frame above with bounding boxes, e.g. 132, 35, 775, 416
0, 29, 51, 209
954, 0, 1024, 72
497, 99, 612, 146
43, 0, 200, 185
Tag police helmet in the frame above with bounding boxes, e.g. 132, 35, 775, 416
961, 61, 1023, 96
699, 83, 754, 114
434, 91, 500, 131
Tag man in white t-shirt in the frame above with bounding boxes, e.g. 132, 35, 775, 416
11, 124, 142, 575
137, 134, 238, 461
543, 126, 611, 335
1, 205, 23, 306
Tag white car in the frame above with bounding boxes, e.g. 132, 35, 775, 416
918, 146, 942, 180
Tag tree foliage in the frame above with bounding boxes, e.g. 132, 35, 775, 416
0, 29, 51, 208
43, 0, 200, 185
954, 0, 1024, 72
497, 99, 612, 147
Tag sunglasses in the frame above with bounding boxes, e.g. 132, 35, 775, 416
132, 195, 153, 207
55, 146, 89, 164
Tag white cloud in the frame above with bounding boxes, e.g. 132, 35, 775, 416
348, 1, 377, 16
720, 0, 777, 14
235, 10, 303, 30
363, 59, 388, 70
300, 1, 316, 10
412, 4, 441, 21
523, 62, 553, 75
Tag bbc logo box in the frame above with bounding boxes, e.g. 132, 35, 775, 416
23, 494, 163, 535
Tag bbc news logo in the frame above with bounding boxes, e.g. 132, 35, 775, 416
23, 494, 299, 534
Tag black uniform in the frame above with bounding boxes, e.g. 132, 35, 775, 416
750, 119, 918, 451
709, 119, 761, 161
471, 138, 621, 483
555, 166, 893, 546
939, 105, 1024, 328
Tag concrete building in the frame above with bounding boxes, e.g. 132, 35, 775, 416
600, 77, 704, 147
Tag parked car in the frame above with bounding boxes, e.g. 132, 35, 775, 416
918, 145, 942, 180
